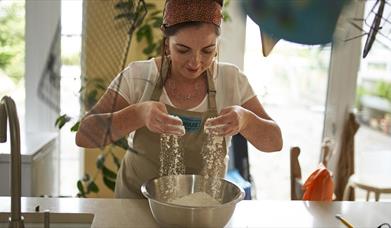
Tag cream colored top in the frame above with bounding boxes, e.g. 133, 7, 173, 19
108, 58, 256, 147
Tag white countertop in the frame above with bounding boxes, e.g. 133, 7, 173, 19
1, 197, 390, 227
0, 132, 57, 163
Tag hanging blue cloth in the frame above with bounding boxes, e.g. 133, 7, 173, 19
241, 0, 350, 45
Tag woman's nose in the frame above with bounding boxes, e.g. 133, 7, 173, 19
188, 53, 201, 68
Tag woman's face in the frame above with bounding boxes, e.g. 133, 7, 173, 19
167, 23, 218, 81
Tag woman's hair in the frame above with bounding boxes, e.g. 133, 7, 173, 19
162, 21, 221, 37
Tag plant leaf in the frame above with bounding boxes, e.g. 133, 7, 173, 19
86, 89, 98, 108
144, 25, 153, 43
114, 13, 130, 20
150, 10, 162, 17
111, 153, 121, 169
103, 176, 116, 191
96, 154, 105, 170
70, 121, 80, 132
77, 180, 86, 197
152, 17, 163, 28
102, 165, 117, 180
143, 43, 156, 55
145, 3, 156, 10
87, 180, 99, 193
113, 137, 129, 150
82, 173, 91, 182
114, 1, 133, 10
136, 25, 149, 42
55, 114, 71, 129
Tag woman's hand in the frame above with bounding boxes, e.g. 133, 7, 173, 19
138, 101, 185, 136
206, 105, 250, 136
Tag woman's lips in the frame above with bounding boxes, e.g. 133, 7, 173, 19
186, 68, 199, 73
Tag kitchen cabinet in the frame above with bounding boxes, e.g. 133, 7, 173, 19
0, 133, 59, 197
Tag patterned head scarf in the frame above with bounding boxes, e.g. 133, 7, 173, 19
162, 0, 223, 28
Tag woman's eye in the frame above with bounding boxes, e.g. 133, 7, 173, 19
177, 49, 188, 53
203, 50, 214, 54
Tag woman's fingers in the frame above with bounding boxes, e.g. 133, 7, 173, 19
159, 113, 183, 126
150, 108, 184, 135
162, 124, 186, 136
217, 122, 239, 136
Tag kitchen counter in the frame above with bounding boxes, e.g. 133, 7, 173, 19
1, 197, 390, 227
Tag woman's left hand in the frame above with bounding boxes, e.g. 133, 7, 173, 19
206, 105, 250, 136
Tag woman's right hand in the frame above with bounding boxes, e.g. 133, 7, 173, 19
138, 101, 185, 136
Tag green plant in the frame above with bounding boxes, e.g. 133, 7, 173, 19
355, 85, 367, 110
0, 1, 25, 83
62, 52, 81, 66
374, 80, 391, 102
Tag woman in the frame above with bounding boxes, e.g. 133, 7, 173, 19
76, 0, 283, 198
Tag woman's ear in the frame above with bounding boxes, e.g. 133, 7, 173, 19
164, 37, 170, 56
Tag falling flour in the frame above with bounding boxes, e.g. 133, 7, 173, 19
159, 116, 226, 201
169, 192, 221, 207
200, 117, 226, 199
202, 117, 226, 178
159, 115, 186, 177
159, 116, 186, 200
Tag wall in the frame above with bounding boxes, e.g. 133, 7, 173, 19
24, 0, 61, 196
25, 0, 61, 133
219, 1, 247, 70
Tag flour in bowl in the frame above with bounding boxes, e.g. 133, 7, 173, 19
169, 192, 221, 207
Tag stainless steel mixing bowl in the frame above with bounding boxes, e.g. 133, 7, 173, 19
141, 174, 245, 228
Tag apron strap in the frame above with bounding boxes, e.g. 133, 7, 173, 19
150, 57, 170, 101
206, 68, 218, 115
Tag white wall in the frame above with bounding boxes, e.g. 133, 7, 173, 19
24, 0, 61, 196
219, 1, 247, 70
25, 0, 61, 133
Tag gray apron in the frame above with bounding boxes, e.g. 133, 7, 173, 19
114, 62, 227, 199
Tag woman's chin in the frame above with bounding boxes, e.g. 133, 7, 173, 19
179, 71, 199, 79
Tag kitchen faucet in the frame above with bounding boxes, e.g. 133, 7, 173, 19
0, 96, 24, 228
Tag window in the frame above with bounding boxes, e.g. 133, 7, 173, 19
0, 1, 25, 127
59, 0, 83, 196
354, 0, 391, 201
244, 17, 331, 200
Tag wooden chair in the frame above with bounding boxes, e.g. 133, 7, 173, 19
290, 146, 303, 200
290, 141, 333, 200
343, 150, 391, 201
343, 174, 391, 201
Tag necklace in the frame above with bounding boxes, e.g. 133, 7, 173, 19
166, 77, 205, 101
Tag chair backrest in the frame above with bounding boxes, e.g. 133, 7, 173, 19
290, 141, 334, 200
290, 147, 303, 200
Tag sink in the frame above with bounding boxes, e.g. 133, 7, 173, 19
0, 212, 94, 228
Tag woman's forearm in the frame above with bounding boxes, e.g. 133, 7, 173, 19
75, 103, 144, 148
240, 111, 283, 152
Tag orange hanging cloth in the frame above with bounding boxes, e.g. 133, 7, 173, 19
302, 163, 334, 201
